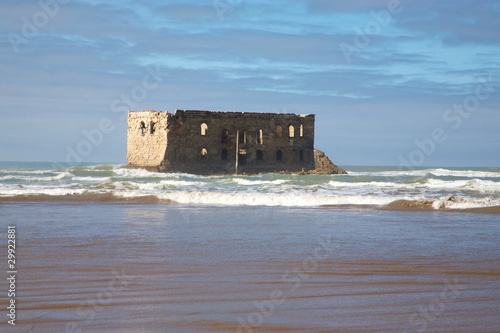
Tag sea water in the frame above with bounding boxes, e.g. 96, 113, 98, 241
0, 162, 499, 332
1, 162, 500, 209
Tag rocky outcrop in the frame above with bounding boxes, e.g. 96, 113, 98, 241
312, 149, 347, 174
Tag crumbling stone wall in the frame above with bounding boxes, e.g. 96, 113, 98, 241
312, 149, 347, 174
127, 109, 317, 174
126, 110, 168, 168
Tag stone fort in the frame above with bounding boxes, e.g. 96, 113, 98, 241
127, 109, 346, 175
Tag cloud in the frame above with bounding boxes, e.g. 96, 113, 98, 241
0, 0, 498, 165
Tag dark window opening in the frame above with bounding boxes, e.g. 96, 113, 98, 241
221, 129, 229, 143
221, 149, 228, 160
299, 149, 304, 161
276, 125, 282, 137
238, 130, 246, 144
238, 151, 247, 166
140, 121, 146, 135
256, 150, 263, 161
150, 122, 155, 134
276, 150, 282, 161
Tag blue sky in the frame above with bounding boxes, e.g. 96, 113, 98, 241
1, 0, 499, 167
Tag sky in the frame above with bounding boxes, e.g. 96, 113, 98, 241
1, 0, 499, 167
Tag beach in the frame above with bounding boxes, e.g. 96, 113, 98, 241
1, 163, 499, 332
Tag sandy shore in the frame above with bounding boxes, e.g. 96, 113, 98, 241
1, 202, 499, 332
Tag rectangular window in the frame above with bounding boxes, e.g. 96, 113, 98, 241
221, 129, 229, 143
238, 130, 246, 144
256, 150, 263, 160
256, 129, 263, 144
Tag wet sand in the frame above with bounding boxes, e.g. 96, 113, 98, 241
1, 203, 499, 332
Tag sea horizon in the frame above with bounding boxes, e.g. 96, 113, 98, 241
2, 160, 499, 169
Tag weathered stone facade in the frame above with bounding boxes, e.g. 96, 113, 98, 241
127, 110, 169, 168
127, 109, 344, 175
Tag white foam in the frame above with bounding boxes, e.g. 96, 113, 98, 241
0, 187, 89, 197
113, 168, 163, 178
232, 178, 288, 186
348, 170, 430, 177
328, 181, 400, 188
426, 179, 500, 193
429, 168, 500, 178
0, 172, 72, 182
326, 179, 500, 194
113, 191, 150, 198
159, 180, 205, 187
432, 196, 500, 210
156, 191, 395, 207
111, 182, 128, 190
0, 169, 55, 175
72, 176, 112, 182
134, 180, 200, 191
469, 179, 500, 193
348, 168, 500, 178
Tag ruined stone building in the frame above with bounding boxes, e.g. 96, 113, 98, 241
127, 109, 346, 175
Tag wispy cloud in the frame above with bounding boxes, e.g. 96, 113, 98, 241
0, 0, 499, 165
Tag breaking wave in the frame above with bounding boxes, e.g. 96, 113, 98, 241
1, 163, 499, 210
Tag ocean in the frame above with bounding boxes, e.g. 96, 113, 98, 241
1, 162, 499, 332
1, 162, 500, 210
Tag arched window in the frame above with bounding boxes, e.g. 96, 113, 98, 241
201, 123, 208, 136
256, 149, 263, 161
221, 149, 228, 160
289, 125, 294, 138
140, 121, 146, 135
256, 129, 263, 144
300, 124, 303, 137
276, 150, 282, 161
201, 148, 208, 159
150, 122, 155, 134
276, 125, 282, 137
221, 129, 229, 143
